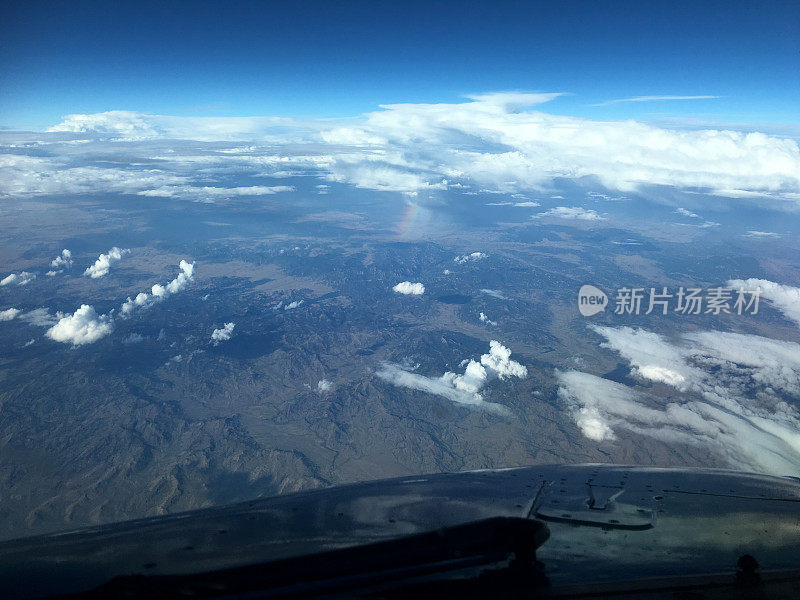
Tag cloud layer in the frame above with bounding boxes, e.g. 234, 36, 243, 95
559, 325, 800, 475
3, 93, 797, 205
728, 278, 800, 328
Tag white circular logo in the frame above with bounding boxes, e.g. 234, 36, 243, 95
578, 285, 608, 316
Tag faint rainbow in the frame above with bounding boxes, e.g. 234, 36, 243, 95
397, 202, 421, 239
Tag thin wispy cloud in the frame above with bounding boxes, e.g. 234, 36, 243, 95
592, 95, 720, 107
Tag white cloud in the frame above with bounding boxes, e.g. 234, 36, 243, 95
0, 271, 36, 286
45, 304, 114, 346
84, 247, 130, 278
376, 340, 526, 414
393, 281, 425, 295
211, 322, 235, 345
727, 278, 800, 328
50, 249, 73, 269
317, 379, 333, 392
0, 307, 20, 321
120, 260, 195, 317
536, 206, 605, 221
454, 252, 487, 264
479, 312, 497, 326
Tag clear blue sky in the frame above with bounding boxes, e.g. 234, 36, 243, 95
1, 0, 798, 129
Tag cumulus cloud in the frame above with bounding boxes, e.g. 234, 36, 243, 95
45, 304, 114, 346
284, 300, 304, 310
120, 260, 195, 317
479, 312, 497, 326
454, 252, 487, 264
565, 324, 800, 475
376, 340, 526, 414
536, 206, 605, 221
316, 379, 333, 392
727, 278, 800, 328
84, 247, 130, 278
0, 307, 20, 321
0, 271, 36, 286
42, 260, 195, 346
393, 281, 425, 295
211, 322, 235, 345
50, 249, 73, 269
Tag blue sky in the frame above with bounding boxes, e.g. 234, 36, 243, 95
1, 0, 798, 129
